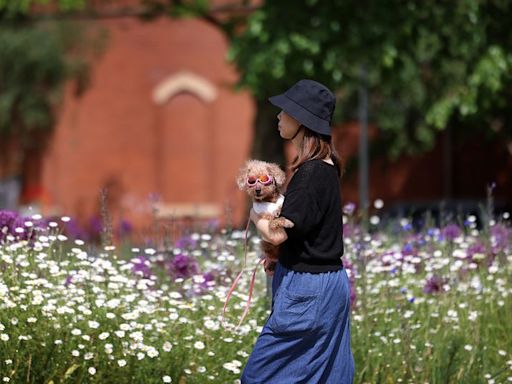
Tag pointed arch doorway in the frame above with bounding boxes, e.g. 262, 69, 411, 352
152, 71, 219, 214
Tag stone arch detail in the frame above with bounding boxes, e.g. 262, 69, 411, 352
152, 71, 218, 105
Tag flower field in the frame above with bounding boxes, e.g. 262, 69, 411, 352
0, 206, 511, 383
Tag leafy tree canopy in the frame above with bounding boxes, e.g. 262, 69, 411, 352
228, 0, 512, 159
0, 0, 104, 179
0, 0, 84, 15
0, 22, 101, 137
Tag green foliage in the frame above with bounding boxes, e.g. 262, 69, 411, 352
168, 0, 210, 19
0, 0, 85, 15
0, 18, 105, 175
0, 26, 65, 136
227, 0, 512, 159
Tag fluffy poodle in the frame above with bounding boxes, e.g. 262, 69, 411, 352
237, 159, 294, 275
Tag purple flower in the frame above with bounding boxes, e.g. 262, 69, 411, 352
467, 242, 487, 262
343, 202, 356, 215
0, 210, 41, 242
0, 210, 18, 224
343, 223, 356, 238
441, 224, 462, 241
63, 218, 89, 241
401, 243, 414, 256
205, 219, 220, 232
490, 224, 510, 253
0, 210, 20, 240
402, 223, 412, 231
64, 275, 73, 287
423, 275, 445, 294
174, 235, 197, 250
88, 216, 103, 237
193, 271, 217, 294
201, 271, 215, 285
117, 219, 133, 239
167, 254, 199, 279
132, 255, 152, 279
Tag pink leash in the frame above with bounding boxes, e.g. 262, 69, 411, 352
222, 217, 264, 329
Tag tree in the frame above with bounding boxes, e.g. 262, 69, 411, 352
0, 2, 104, 206
0, 0, 84, 15
228, 1, 512, 161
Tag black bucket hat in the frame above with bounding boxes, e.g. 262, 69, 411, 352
268, 79, 336, 136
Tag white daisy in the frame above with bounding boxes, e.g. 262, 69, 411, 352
194, 341, 205, 350
163, 342, 172, 352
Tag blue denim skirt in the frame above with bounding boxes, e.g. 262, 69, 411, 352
241, 262, 355, 384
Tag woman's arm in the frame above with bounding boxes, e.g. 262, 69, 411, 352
250, 209, 288, 246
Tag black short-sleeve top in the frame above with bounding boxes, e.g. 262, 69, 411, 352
280, 159, 344, 273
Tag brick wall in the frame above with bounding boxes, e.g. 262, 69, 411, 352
41, 16, 254, 235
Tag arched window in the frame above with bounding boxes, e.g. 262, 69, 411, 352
152, 71, 217, 105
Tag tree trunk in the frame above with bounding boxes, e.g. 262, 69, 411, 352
442, 126, 453, 199
0, 135, 24, 209
251, 98, 286, 167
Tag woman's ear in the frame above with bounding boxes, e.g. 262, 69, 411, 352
267, 163, 286, 189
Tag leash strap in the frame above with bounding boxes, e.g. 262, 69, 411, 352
222, 216, 263, 329
237, 257, 264, 328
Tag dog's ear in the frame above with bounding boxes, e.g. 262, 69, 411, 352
266, 162, 286, 189
236, 161, 250, 190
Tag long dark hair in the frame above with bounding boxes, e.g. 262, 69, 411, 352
290, 126, 344, 177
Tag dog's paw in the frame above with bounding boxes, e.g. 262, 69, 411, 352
263, 258, 276, 277
281, 218, 295, 228
269, 217, 294, 230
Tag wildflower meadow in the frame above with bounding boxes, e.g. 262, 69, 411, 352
0, 202, 511, 384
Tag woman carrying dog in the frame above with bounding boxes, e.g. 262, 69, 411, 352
241, 79, 355, 383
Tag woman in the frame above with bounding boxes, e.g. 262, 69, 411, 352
241, 79, 355, 384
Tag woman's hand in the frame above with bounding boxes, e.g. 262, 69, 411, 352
250, 208, 288, 246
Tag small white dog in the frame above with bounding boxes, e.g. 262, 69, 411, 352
237, 159, 294, 275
